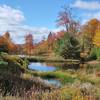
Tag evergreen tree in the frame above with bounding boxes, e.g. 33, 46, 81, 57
55, 33, 80, 59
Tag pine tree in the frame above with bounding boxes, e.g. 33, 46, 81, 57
55, 33, 80, 59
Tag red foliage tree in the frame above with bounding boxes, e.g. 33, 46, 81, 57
57, 7, 80, 34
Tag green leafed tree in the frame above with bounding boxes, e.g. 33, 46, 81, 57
55, 32, 80, 59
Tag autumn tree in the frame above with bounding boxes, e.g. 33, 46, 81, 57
47, 32, 56, 50
90, 29, 100, 60
82, 19, 100, 50
0, 31, 17, 54
24, 33, 34, 55
3, 31, 10, 39
56, 7, 79, 35
0, 44, 8, 53
55, 7, 80, 59
93, 29, 100, 47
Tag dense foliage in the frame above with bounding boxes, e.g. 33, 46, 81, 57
55, 32, 80, 59
0, 44, 8, 53
90, 47, 100, 60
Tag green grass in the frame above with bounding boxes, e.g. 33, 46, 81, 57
30, 71, 77, 85
0, 60, 8, 65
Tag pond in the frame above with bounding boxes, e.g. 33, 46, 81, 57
28, 62, 56, 72
28, 62, 79, 86
28, 61, 100, 87
45, 79, 61, 87
28, 62, 79, 72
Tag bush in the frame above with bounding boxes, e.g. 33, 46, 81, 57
90, 47, 100, 60
90, 48, 97, 60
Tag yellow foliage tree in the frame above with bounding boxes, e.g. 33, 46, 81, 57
93, 29, 100, 47
81, 19, 100, 51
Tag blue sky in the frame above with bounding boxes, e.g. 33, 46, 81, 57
0, 0, 73, 29
0, 0, 100, 44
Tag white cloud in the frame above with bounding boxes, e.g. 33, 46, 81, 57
0, 5, 25, 24
52, 27, 64, 33
71, 0, 100, 10
81, 12, 100, 24
0, 5, 50, 44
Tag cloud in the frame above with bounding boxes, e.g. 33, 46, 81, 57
0, 5, 25, 24
81, 12, 100, 24
0, 5, 50, 44
71, 0, 100, 10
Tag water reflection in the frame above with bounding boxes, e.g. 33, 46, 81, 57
45, 79, 61, 87
28, 62, 56, 72
28, 62, 80, 72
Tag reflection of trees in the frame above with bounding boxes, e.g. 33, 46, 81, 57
46, 62, 80, 70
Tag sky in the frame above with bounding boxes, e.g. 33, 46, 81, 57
0, 0, 100, 44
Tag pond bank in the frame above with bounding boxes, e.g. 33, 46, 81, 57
10, 55, 80, 63
24, 56, 80, 64
0, 54, 57, 96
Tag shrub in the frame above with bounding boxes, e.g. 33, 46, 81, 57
90, 47, 100, 60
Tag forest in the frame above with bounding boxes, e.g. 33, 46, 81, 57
0, 6, 100, 100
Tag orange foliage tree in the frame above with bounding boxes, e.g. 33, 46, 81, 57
82, 19, 100, 50
0, 31, 17, 54
47, 32, 56, 50
24, 33, 34, 55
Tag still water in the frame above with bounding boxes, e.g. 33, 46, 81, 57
28, 62, 79, 86
45, 79, 61, 87
28, 62, 56, 72
28, 62, 79, 72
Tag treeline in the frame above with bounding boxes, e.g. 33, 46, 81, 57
0, 32, 34, 55
0, 7, 100, 60
33, 7, 100, 60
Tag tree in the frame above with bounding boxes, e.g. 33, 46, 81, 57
93, 29, 100, 47
56, 7, 79, 34
57, 7, 70, 32
0, 31, 16, 54
82, 19, 100, 50
24, 33, 34, 55
55, 32, 80, 59
3, 31, 10, 39
0, 44, 8, 53
47, 32, 56, 50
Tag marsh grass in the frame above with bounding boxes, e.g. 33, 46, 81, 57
0, 54, 100, 100
0, 55, 56, 99
0, 84, 100, 100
